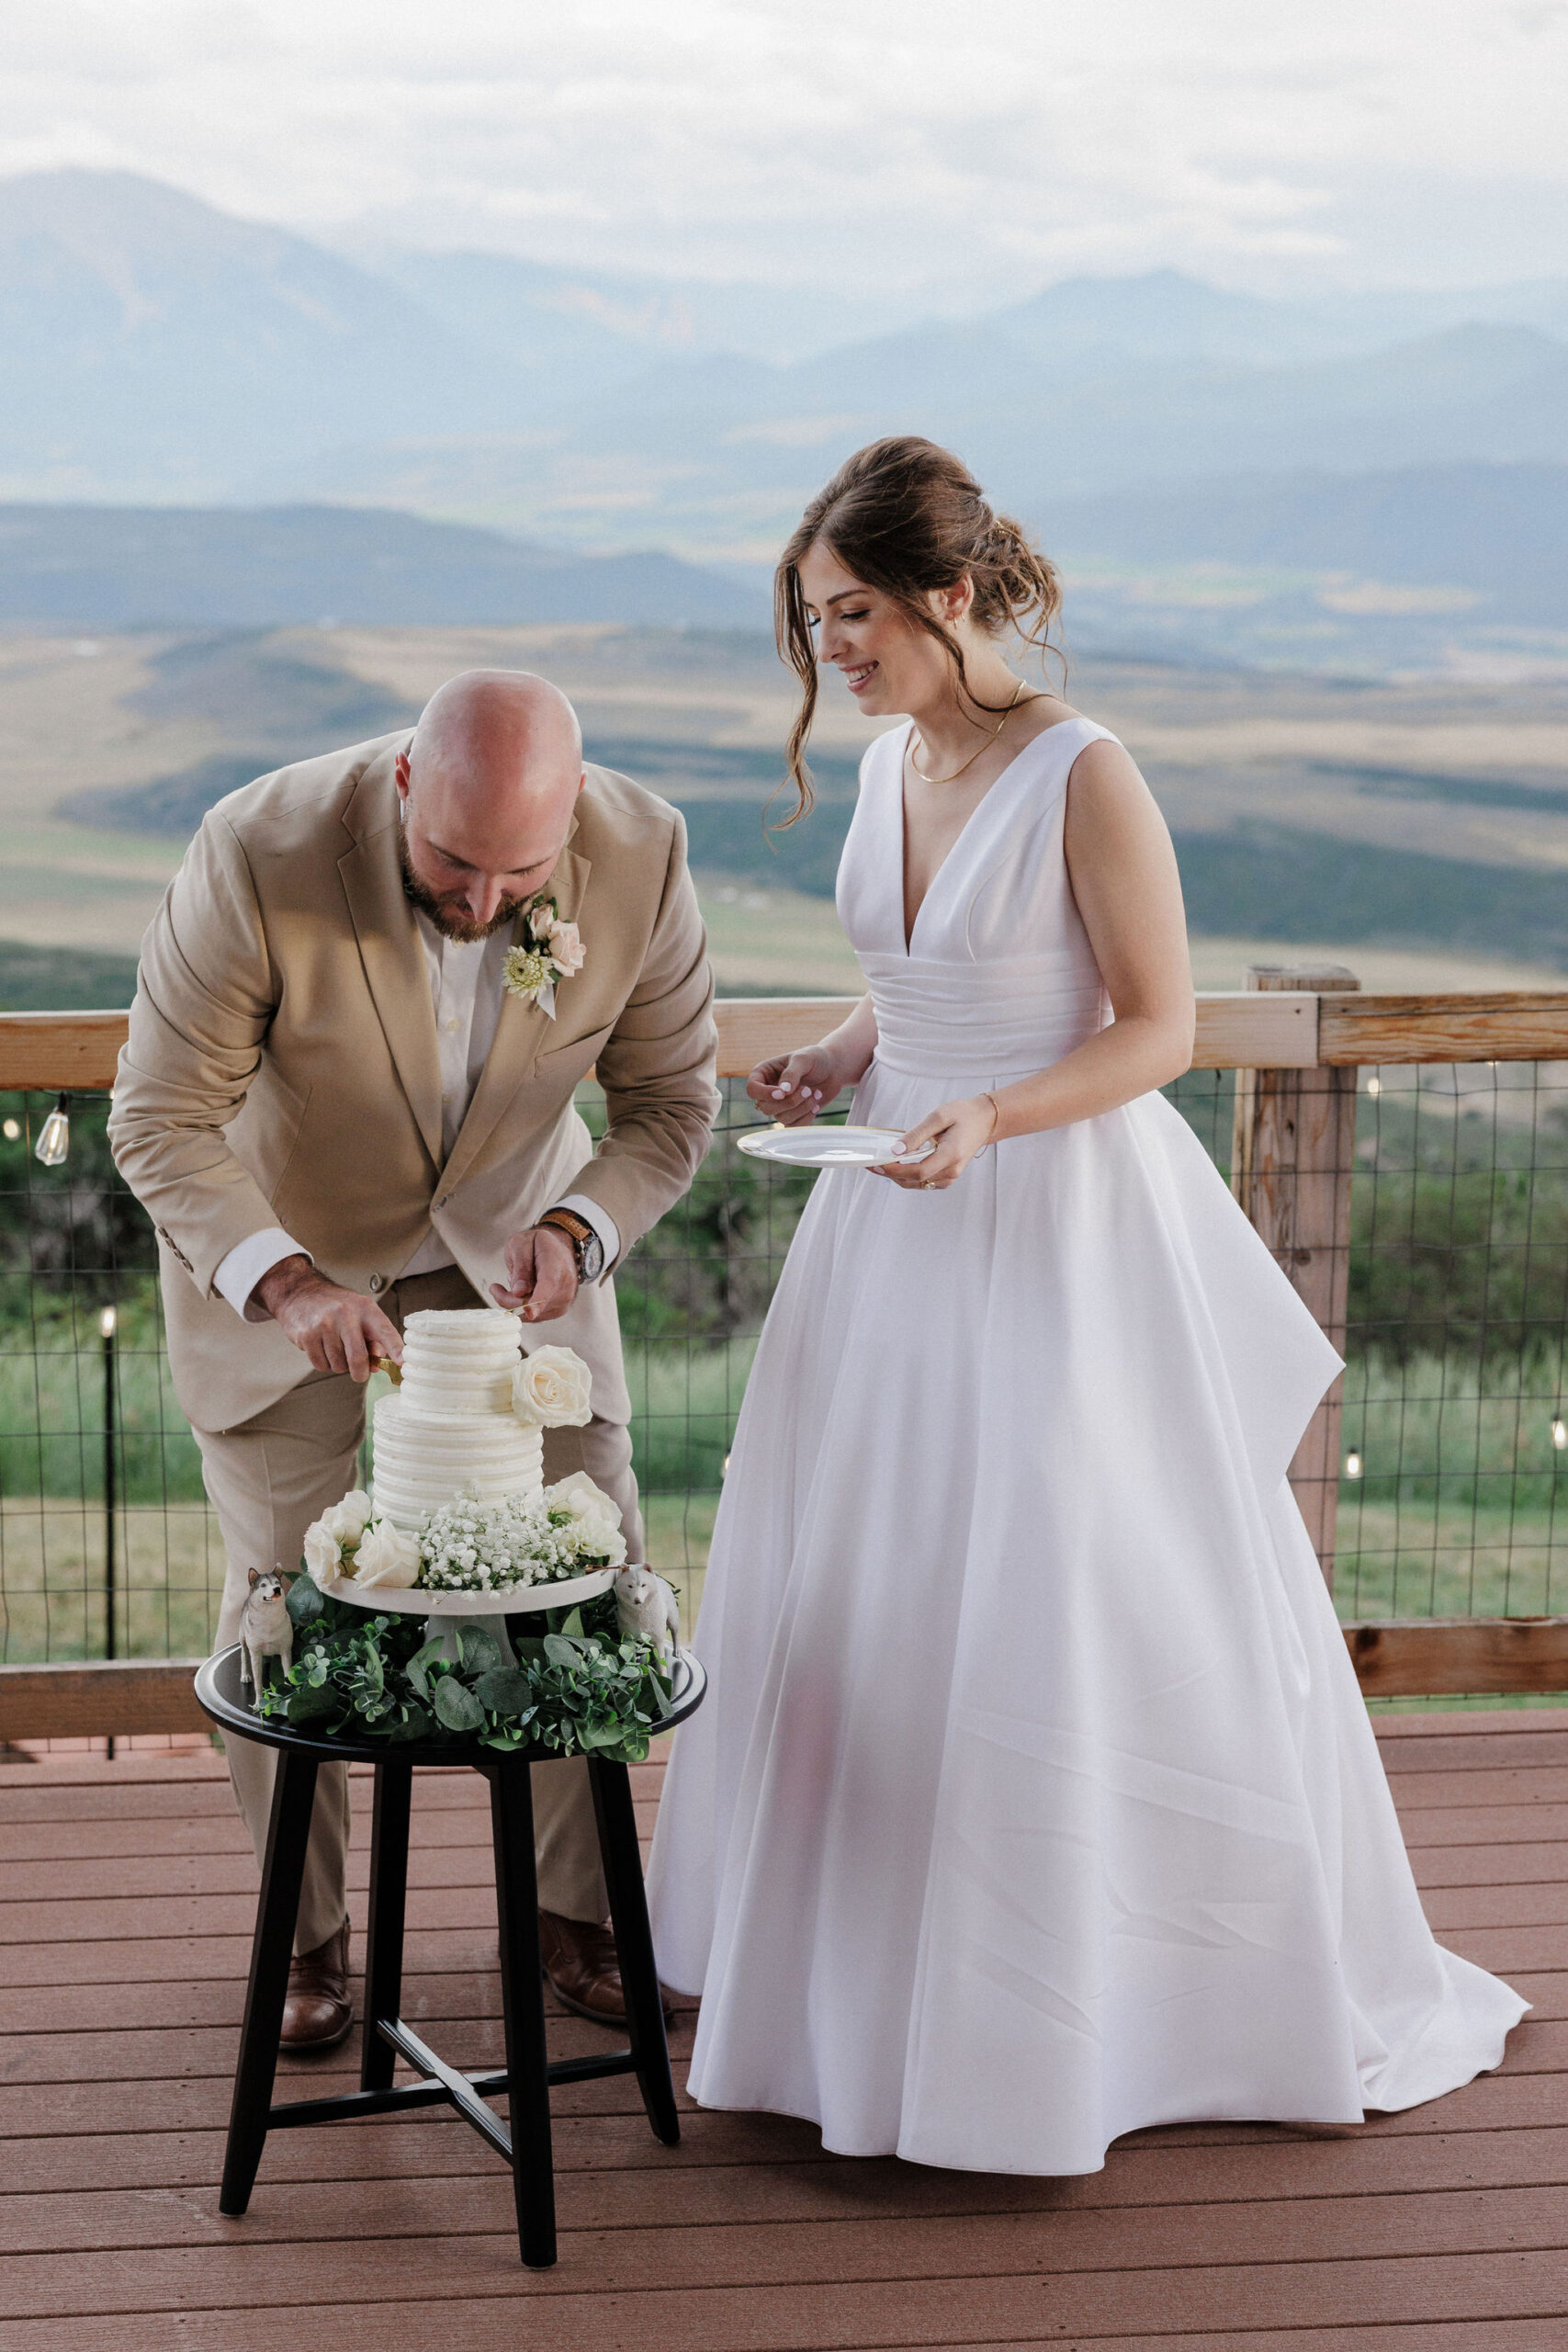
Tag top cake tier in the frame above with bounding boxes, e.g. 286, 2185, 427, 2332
397, 1307, 523, 1419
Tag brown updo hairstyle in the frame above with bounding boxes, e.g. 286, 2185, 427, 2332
773, 435, 1063, 824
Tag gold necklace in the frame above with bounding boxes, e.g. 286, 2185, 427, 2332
908, 680, 1028, 786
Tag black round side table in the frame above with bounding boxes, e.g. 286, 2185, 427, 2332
196, 1643, 706, 2270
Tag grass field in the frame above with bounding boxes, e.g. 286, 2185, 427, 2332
4, 622, 1568, 979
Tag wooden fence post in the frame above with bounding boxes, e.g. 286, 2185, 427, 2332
1231, 964, 1360, 1586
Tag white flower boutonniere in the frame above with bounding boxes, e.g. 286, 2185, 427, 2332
502, 895, 585, 1020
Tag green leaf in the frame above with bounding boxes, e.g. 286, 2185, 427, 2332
432, 1676, 486, 1732
575, 1717, 626, 1751
542, 1632, 587, 1668
472, 1666, 536, 1718
459, 1624, 502, 1673
287, 1576, 325, 1628
286, 1681, 339, 1724
405, 1637, 446, 1701
384, 1703, 431, 1742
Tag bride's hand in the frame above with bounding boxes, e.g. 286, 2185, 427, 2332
747, 1046, 842, 1127
874, 1094, 998, 1190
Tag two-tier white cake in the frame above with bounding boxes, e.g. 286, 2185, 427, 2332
371, 1308, 544, 1532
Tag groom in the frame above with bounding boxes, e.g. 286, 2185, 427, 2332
109, 672, 716, 2047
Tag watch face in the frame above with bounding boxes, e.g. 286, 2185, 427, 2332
580, 1232, 605, 1280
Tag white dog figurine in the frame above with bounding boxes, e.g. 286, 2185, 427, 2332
239, 1567, 294, 1703
614, 1566, 681, 1666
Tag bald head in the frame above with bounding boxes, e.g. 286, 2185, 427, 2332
395, 671, 585, 939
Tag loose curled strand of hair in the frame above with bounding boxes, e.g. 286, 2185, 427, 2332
772, 436, 1064, 828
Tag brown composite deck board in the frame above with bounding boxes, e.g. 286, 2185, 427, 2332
12, 2126, 1568, 2252
1378, 1764, 1568, 1806
3, 1720, 1566, 2346
11, 2185, 1568, 2319
11, 1998, 1566, 2093
5, 2254, 1568, 2352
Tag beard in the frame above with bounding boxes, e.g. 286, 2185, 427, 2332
397, 825, 527, 943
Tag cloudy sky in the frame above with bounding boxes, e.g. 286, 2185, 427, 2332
6, 0, 1567, 300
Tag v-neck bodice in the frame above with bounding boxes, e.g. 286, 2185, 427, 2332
834, 713, 1119, 1080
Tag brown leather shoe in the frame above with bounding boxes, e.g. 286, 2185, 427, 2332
538, 1909, 677, 2027
280, 1918, 352, 2052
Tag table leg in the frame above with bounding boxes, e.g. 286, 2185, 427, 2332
590, 1755, 680, 2146
361, 1758, 412, 2094
220, 1749, 319, 2215
490, 1758, 556, 2269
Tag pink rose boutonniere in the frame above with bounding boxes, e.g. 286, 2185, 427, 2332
502, 896, 586, 1019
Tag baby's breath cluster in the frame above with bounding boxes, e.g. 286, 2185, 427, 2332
416, 1482, 623, 1593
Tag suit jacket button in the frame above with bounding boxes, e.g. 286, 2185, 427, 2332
368, 1273, 384, 1293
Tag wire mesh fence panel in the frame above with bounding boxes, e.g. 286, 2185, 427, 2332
0, 1088, 224, 1666
1337, 1059, 1568, 1629
5, 1055, 1568, 1669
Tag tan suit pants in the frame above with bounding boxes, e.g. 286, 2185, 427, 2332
198, 1265, 642, 1953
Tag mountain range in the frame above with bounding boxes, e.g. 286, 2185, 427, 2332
3, 168, 1567, 662
0, 503, 764, 629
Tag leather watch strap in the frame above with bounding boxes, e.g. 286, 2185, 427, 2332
538, 1206, 595, 1274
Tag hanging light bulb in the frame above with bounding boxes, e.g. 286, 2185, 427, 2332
1553, 1419, 1567, 1453
2, 1117, 18, 1141
99, 1306, 118, 1340
33, 1092, 69, 1168
1344, 1450, 1363, 1480
1366, 1076, 1382, 1098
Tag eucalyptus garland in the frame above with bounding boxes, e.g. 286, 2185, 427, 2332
254, 1576, 675, 1763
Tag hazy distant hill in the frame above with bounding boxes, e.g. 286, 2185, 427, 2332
0, 170, 521, 501
368, 249, 920, 379
0, 503, 766, 628
338, 310, 1567, 560
1045, 464, 1568, 623
7, 168, 1568, 554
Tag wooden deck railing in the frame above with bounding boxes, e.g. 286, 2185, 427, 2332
6, 975, 1568, 1735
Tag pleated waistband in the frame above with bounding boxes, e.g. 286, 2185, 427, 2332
859, 951, 1107, 1080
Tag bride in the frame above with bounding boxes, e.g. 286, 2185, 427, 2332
646, 435, 1524, 2175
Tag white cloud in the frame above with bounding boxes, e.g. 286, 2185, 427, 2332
0, 0, 1563, 296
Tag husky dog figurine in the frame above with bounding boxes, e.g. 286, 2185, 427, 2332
613, 1566, 681, 1666
239, 1567, 293, 1703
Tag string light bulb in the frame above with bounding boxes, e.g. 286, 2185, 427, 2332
1344, 1451, 1363, 1480
1366, 1077, 1382, 1098
2, 1117, 18, 1140
33, 1092, 69, 1168
1553, 1419, 1567, 1453
99, 1306, 117, 1340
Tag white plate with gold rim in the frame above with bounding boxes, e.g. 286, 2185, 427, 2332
736, 1124, 935, 1170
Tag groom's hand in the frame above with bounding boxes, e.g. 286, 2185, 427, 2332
491, 1225, 580, 1322
253, 1256, 403, 1380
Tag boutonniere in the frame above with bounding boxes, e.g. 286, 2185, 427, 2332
502, 895, 585, 1020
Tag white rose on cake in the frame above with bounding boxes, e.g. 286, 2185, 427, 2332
513, 1345, 592, 1429
351, 1519, 423, 1589
302, 1516, 344, 1585
545, 1470, 628, 1565
323, 1489, 372, 1545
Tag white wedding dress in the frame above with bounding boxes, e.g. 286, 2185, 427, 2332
647, 714, 1525, 2176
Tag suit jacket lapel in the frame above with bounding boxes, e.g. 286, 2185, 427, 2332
440, 838, 592, 1196
337, 748, 445, 1170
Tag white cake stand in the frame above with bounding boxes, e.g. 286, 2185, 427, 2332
321, 1566, 621, 1665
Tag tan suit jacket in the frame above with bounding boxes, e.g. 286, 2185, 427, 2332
108, 731, 717, 1433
